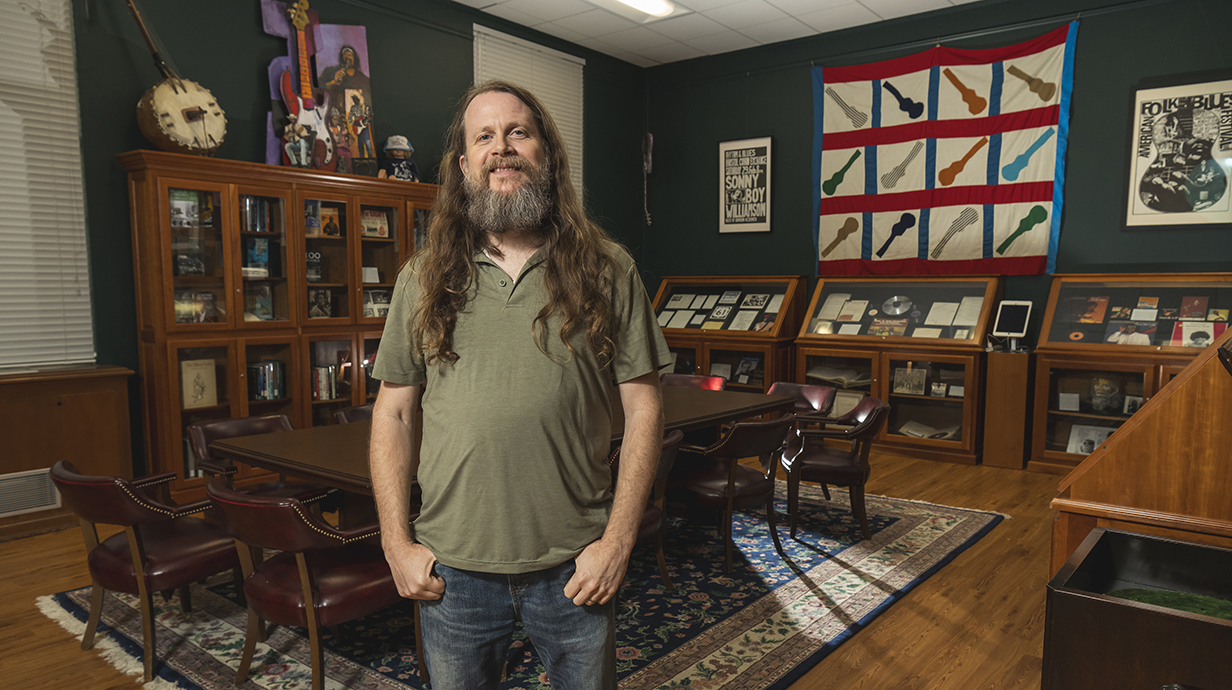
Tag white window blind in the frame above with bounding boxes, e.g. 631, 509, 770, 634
473, 25, 585, 198
0, 0, 94, 370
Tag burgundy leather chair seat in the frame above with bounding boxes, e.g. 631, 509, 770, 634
671, 457, 776, 508
244, 542, 401, 629
88, 518, 239, 595
782, 437, 869, 485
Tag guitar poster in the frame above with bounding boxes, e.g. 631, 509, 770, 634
812, 22, 1077, 276
1124, 76, 1232, 228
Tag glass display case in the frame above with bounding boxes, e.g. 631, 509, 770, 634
121, 150, 436, 502
651, 276, 806, 393
1030, 273, 1232, 474
795, 276, 1000, 464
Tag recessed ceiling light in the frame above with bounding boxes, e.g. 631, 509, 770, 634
616, 0, 674, 17
586, 0, 692, 24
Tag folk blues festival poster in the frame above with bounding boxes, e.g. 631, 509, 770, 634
812, 22, 1078, 275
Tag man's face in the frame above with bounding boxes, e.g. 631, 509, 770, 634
459, 91, 546, 196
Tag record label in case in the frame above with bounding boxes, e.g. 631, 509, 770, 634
882, 296, 912, 316
1069, 331, 1084, 341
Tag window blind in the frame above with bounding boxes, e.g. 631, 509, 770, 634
473, 25, 585, 198
0, 0, 95, 370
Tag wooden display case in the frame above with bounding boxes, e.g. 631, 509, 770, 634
794, 276, 1001, 464
120, 150, 436, 502
1030, 273, 1232, 474
650, 276, 806, 394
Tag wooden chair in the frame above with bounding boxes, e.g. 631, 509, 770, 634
661, 373, 727, 391
335, 403, 374, 424
187, 414, 336, 508
669, 415, 794, 573
50, 460, 240, 682
766, 381, 836, 421
206, 478, 428, 688
780, 397, 890, 540
609, 429, 685, 589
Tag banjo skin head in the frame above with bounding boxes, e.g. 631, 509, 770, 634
137, 78, 227, 156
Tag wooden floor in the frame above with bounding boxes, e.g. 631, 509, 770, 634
1, 450, 1060, 689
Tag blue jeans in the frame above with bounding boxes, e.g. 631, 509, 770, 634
419, 560, 616, 690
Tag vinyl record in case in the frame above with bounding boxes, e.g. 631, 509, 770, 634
882, 296, 913, 316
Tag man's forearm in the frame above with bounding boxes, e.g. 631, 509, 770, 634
369, 384, 420, 545
607, 375, 665, 550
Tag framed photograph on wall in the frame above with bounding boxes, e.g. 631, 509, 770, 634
719, 137, 771, 233
1124, 72, 1232, 229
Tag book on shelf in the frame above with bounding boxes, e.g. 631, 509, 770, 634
247, 360, 285, 400
243, 196, 273, 233
897, 420, 961, 440
244, 283, 274, 321
804, 365, 872, 389
321, 207, 341, 237
304, 199, 322, 237
363, 289, 391, 318
311, 365, 338, 401
174, 290, 219, 323
306, 250, 324, 283
169, 188, 199, 228
308, 288, 333, 318
242, 236, 270, 278
180, 358, 218, 409
360, 209, 390, 237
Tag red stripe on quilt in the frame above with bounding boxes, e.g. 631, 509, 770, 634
822, 106, 1059, 150
819, 256, 1046, 276
818, 181, 1052, 214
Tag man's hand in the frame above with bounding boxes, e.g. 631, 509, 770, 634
563, 537, 632, 606
384, 539, 445, 600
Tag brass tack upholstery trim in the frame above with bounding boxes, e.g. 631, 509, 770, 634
116, 480, 210, 518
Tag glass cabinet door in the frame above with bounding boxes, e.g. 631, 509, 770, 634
164, 181, 230, 330
305, 335, 355, 426
883, 354, 972, 446
237, 188, 291, 326
705, 344, 773, 392
300, 192, 351, 322
240, 338, 296, 423
357, 198, 401, 323
1040, 363, 1151, 458
666, 342, 700, 375
410, 203, 432, 254
172, 342, 235, 481
360, 334, 382, 403
797, 347, 876, 416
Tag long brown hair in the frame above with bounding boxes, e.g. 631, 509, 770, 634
411, 81, 619, 367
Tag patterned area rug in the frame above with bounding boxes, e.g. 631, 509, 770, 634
38, 483, 1002, 690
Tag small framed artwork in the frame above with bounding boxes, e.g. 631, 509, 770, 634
930, 382, 947, 397
1123, 395, 1144, 415
1123, 72, 1232, 230
892, 368, 926, 396
719, 137, 771, 233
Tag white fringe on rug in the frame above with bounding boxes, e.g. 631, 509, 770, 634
35, 594, 190, 690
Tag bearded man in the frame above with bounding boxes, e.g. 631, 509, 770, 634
369, 81, 669, 689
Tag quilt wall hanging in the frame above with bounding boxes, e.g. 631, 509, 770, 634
812, 22, 1078, 276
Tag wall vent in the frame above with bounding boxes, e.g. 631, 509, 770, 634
0, 468, 61, 518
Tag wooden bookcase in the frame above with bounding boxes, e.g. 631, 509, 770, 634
650, 276, 806, 394
794, 276, 1001, 465
119, 150, 437, 502
1030, 272, 1232, 474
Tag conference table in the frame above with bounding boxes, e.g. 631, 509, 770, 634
210, 386, 795, 496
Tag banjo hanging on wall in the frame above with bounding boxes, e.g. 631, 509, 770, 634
125, 0, 226, 156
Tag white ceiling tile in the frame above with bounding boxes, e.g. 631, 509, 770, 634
534, 21, 592, 44
705, 0, 790, 28
765, 0, 851, 14
603, 26, 677, 51
647, 13, 728, 40
739, 17, 816, 44
683, 30, 761, 55
797, 2, 881, 33
676, 0, 745, 11
498, 0, 593, 22
552, 8, 640, 35
451, 0, 499, 8
858, 0, 951, 20
638, 41, 708, 63
613, 52, 663, 67
948, 0, 984, 4
480, 3, 544, 27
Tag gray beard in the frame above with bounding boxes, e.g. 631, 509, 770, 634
463, 161, 552, 235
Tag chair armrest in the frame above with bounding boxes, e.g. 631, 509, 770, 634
131, 471, 177, 488
196, 459, 237, 477
166, 497, 215, 518
335, 522, 382, 542
798, 425, 858, 441
678, 443, 712, 455
296, 488, 338, 505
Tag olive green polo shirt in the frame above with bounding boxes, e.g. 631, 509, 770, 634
372, 240, 670, 573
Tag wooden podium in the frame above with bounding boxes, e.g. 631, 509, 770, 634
1049, 329, 1232, 575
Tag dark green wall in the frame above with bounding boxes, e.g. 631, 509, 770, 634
643, 0, 1232, 345
71, 0, 645, 471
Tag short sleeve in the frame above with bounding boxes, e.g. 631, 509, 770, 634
609, 247, 672, 383
371, 263, 426, 386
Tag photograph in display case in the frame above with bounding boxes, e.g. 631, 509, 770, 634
308, 288, 333, 318
892, 368, 927, 396
360, 209, 390, 237
180, 359, 218, 409
1123, 395, 1144, 414
321, 207, 341, 237
1066, 424, 1115, 455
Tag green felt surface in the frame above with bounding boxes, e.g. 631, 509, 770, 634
1109, 588, 1232, 621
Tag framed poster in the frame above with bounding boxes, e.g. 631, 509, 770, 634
1124, 73, 1232, 228
719, 137, 771, 233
